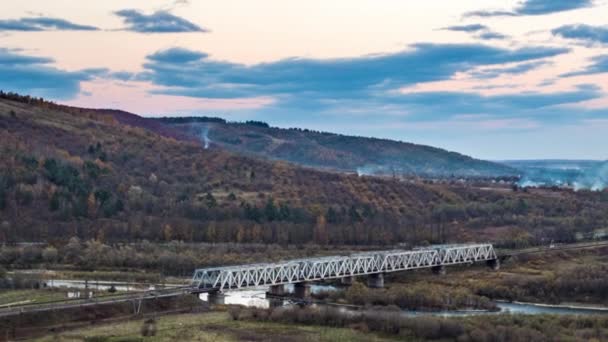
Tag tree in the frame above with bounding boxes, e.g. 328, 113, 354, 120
251, 224, 262, 242
42, 246, 58, 263
63, 237, 82, 264
163, 224, 173, 241
345, 281, 368, 305
236, 224, 246, 243
206, 222, 217, 242
264, 198, 278, 221
205, 193, 217, 208
87, 193, 97, 218
313, 215, 329, 245
49, 192, 60, 211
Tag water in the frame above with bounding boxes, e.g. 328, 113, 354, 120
199, 284, 336, 309
497, 301, 608, 316
201, 285, 608, 316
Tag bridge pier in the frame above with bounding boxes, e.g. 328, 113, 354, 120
432, 265, 446, 275
207, 291, 225, 305
340, 276, 355, 286
267, 284, 285, 296
486, 258, 500, 271
367, 273, 384, 288
294, 282, 311, 299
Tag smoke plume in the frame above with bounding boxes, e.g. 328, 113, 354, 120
515, 160, 608, 191
200, 126, 211, 149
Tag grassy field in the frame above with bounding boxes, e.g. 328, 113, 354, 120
34, 311, 396, 342
0, 289, 70, 307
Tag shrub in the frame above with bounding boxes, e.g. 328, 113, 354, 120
140, 318, 157, 337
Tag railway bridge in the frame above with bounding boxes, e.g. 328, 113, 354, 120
191, 243, 499, 302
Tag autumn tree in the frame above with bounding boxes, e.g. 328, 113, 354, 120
313, 214, 329, 245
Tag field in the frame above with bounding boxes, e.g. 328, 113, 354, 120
34, 311, 395, 342
0, 289, 68, 307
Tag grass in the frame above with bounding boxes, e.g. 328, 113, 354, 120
33, 311, 397, 342
0, 289, 69, 306
11, 268, 172, 284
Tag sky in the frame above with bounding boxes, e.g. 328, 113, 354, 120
1, 0, 608, 160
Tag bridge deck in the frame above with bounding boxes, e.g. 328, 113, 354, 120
191, 243, 497, 292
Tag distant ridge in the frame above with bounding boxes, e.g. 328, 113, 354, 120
157, 117, 518, 178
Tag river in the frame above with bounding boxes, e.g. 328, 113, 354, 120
45, 279, 608, 316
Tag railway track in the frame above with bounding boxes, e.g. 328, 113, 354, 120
499, 240, 608, 258
0, 286, 195, 317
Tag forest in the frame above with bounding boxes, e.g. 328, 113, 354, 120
158, 115, 517, 177
1, 94, 608, 248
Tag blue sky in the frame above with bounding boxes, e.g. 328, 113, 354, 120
1, 0, 608, 160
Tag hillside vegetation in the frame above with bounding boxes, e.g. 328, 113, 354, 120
158, 117, 517, 178
1, 93, 608, 247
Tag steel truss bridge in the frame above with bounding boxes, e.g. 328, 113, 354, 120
191, 243, 497, 292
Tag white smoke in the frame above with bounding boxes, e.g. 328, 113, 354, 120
517, 161, 608, 191
573, 162, 608, 191
200, 126, 211, 149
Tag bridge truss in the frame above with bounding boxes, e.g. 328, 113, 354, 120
191, 244, 496, 292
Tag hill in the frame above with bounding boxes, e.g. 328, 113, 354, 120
1, 93, 607, 248
156, 117, 517, 178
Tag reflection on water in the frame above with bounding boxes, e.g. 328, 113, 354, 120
200, 284, 608, 317
200, 284, 337, 309
497, 302, 608, 316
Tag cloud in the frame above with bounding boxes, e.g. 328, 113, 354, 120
133, 44, 608, 139
552, 24, 608, 45
0, 48, 103, 99
114, 9, 207, 33
477, 31, 508, 40
470, 60, 550, 79
465, 0, 593, 17
147, 47, 208, 63
560, 55, 608, 77
396, 85, 600, 119
442, 23, 507, 41
443, 24, 487, 32
142, 44, 569, 101
0, 17, 99, 31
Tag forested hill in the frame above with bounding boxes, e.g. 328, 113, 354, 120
1, 94, 607, 247
157, 117, 517, 178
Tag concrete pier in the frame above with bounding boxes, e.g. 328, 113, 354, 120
486, 258, 500, 271
294, 282, 311, 299
432, 265, 446, 275
268, 284, 285, 296
207, 291, 225, 305
367, 273, 384, 288
340, 276, 355, 286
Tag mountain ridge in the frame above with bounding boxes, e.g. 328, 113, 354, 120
155, 116, 518, 178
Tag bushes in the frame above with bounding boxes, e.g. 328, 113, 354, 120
336, 281, 497, 311
233, 305, 608, 341
140, 318, 157, 337
233, 306, 465, 339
